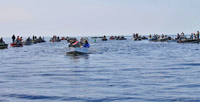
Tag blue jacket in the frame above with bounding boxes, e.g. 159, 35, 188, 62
83, 43, 90, 48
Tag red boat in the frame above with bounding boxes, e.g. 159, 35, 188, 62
109, 37, 115, 40
10, 43, 23, 47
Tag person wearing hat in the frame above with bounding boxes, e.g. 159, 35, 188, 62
0, 37, 5, 44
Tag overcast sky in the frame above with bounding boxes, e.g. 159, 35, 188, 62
0, 0, 200, 37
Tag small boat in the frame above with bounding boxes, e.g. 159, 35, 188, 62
67, 37, 76, 43
23, 40, 32, 45
0, 43, 8, 49
116, 38, 127, 40
167, 38, 178, 43
91, 37, 98, 39
148, 38, 158, 41
10, 43, 23, 47
64, 47, 88, 54
102, 39, 107, 41
158, 37, 168, 42
91, 36, 103, 39
141, 36, 148, 39
132, 37, 141, 41
41, 39, 46, 42
109, 37, 115, 40
32, 40, 37, 44
37, 39, 46, 43
49, 39, 61, 42
177, 39, 200, 43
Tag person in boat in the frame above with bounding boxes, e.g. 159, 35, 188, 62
136, 33, 138, 38
197, 31, 199, 39
121, 35, 124, 38
16, 36, 20, 43
193, 33, 196, 39
19, 37, 23, 42
0, 37, 5, 44
12, 34, 15, 43
32, 35, 35, 41
190, 33, 193, 39
153, 34, 156, 38
82, 40, 90, 48
103, 35, 106, 39
149, 34, 151, 38
26, 37, 30, 41
177, 33, 180, 39
181, 32, 185, 37
38, 36, 42, 41
161, 34, 164, 38
117, 36, 120, 39
133, 33, 135, 38
69, 38, 80, 47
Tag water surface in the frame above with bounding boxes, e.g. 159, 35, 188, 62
0, 36, 200, 102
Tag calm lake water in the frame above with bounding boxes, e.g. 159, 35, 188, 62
1, 36, 200, 102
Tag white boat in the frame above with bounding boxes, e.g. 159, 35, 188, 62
64, 47, 88, 54
132, 37, 141, 41
158, 37, 168, 41
167, 38, 178, 43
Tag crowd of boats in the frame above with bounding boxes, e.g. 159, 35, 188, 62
0, 35, 46, 49
1, 31, 200, 54
147, 31, 200, 43
93, 31, 200, 44
0, 34, 90, 55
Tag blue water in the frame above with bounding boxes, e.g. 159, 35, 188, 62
1, 36, 200, 102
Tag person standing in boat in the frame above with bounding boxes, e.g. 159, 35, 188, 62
33, 35, 35, 41
177, 33, 180, 39
149, 34, 151, 38
12, 34, 15, 43
133, 33, 135, 38
193, 33, 196, 39
197, 31, 199, 39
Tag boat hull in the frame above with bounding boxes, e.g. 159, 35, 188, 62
177, 39, 200, 43
148, 38, 157, 41
158, 38, 168, 42
49, 39, 61, 42
132, 38, 141, 41
23, 41, 32, 45
116, 38, 127, 40
10, 43, 23, 47
102, 39, 107, 41
64, 47, 88, 54
0, 44, 8, 49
